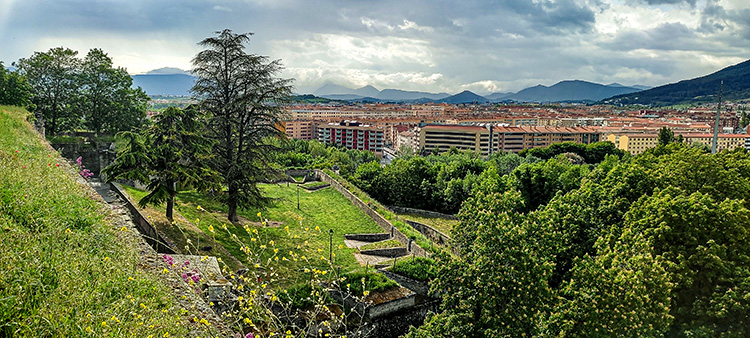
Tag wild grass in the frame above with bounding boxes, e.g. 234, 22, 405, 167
119, 182, 385, 286
0, 106, 196, 337
359, 239, 404, 251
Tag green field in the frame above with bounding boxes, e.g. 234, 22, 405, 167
0, 106, 195, 337
122, 182, 385, 285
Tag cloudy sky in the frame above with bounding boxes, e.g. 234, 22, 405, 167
1, 0, 748, 94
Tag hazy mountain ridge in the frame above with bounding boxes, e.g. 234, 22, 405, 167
505, 80, 642, 102
606, 58, 750, 105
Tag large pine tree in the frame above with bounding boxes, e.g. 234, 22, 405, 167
191, 29, 292, 222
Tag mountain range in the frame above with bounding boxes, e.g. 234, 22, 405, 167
606, 58, 750, 105
312, 80, 645, 103
131, 68, 196, 96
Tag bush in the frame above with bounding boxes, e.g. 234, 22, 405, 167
280, 283, 332, 310
390, 257, 437, 282
340, 271, 399, 297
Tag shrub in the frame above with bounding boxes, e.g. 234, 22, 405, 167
391, 257, 438, 282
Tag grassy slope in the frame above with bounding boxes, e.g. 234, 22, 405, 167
0, 106, 194, 337
121, 182, 384, 285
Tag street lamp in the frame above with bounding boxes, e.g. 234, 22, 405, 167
297, 184, 300, 210
329, 229, 334, 263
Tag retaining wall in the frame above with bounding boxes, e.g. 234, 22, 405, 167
388, 205, 458, 220
360, 247, 407, 258
315, 170, 428, 257
381, 269, 431, 297
110, 182, 177, 254
404, 220, 452, 247
344, 233, 391, 242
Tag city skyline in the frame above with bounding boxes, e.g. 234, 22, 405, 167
1, 0, 748, 94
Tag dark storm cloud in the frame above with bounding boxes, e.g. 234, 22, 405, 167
1, 0, 748, 93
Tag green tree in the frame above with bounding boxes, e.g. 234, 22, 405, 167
0, 62, 32, 106
103, 106, 215, 220
79, 48, 148, 134
658, 126, 675, 146
15, 47, 81, 136
191, 29, 293, 222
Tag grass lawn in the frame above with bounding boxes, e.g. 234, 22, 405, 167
121, 182, 385, 286
395, 213, 458, 237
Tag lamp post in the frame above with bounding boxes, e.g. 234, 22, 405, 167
329, 229, 334, 263
297, 185, 300, 210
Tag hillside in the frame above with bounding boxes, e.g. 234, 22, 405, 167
606, 58, 750, 105
506, 80, 641, 102
0, 106, 201, 336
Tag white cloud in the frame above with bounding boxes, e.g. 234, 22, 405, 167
398, 20, 434, 33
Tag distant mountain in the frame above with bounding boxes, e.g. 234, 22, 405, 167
354, 85, 380, 98
606, 59, 750, 106
132, 73, 196, 96
631, 85, 652, 91
145, 67, 192, 75
376, 89, 448, 101
486, 92, 514, 101
313, 83, 356, 96
313, 82, 450, 102
506, 80, 641, 102
437, 91, 489, 104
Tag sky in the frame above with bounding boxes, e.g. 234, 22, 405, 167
1, 0, 748, 95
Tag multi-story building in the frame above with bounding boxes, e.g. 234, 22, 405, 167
283, 120, 318, 140
317, 120, 384, 155
607, 133, 750, 155
419, 124, 601, 155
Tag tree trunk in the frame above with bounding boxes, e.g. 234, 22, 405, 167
166, 195, 174, 221
228, 183, 239, 223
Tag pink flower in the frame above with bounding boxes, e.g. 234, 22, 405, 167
245, 333, 254, 338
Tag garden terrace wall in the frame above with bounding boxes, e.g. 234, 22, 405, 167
380, 269, 431, 297
314, 170, 428, 257
388, 205, 458, 220
404, 220, 452, 247
110, 182, 177, 254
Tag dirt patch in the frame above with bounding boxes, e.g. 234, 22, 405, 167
365, 287, 413, 305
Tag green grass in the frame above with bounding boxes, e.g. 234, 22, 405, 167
395, 213, 458, 236
120, 182, 385, 286
302, 181, 330, 189
323, 170, 436, 253
0, 106, 195, 337
359, 239, 404, 251
390, 257, 438, 282
340, 271, 399, 297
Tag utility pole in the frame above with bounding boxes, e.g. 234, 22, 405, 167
712, 80, 724, 154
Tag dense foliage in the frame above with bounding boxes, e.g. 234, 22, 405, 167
103, 106, 216, 219
0, 62, 32, 106
14, 47, 148, 136
411, 144, 750, 337
390, 257, 438, 282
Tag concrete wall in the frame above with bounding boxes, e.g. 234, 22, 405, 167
360, 247, 407, 258
110, 182, 177, 254
405, 220, 452, 247
315, 170, 428, 257
381, 269, 431, 297
344, 233, 391, 242
388, 205, 457, 220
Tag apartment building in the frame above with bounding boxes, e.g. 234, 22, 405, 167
607, 133, 750, 155
283, 120, 318, 140
419, 124, 601, 155
317, 120, 384, 155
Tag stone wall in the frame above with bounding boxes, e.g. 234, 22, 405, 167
380, 269, 431, 297
344, 233, 391, 242
51, 141, 115, 178
368, 298, 441, 338
388, 205, 458, 220
359, 247, 407, 258
110, 182, 177, 254
405, 220, 452, 247
315, 170, 428, 257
